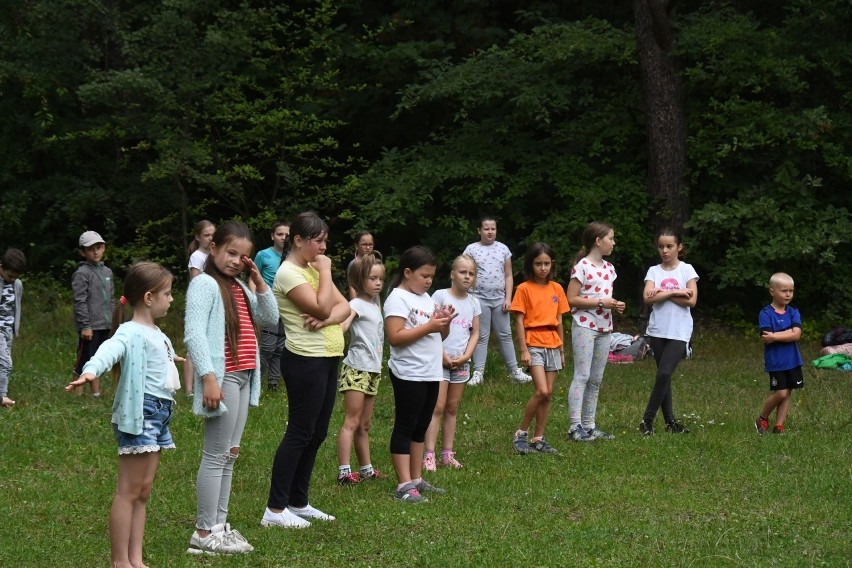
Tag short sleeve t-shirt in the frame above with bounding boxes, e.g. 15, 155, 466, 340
570, 258, 617, 333
510, 281, 570, 348
254, 247, 283, 288
224, 283, 258, 372
384, 288, 443, 381
343, 297, 384, 373
432, 289, 481, 358
188, 250, 208, 274
463, 241, 511, 300
274, 260, 344, 357
759, 304, 804, 372
645, 262, 699, 342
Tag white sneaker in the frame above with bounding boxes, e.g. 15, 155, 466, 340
261, 507, 311, 528
288, 504, 335, 521
468, 370, 483, 386
222, 523, 254, 553
187, 524, 247, 555
510, 368, 532, 384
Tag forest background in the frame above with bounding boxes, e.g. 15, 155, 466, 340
1, 0, 850, 324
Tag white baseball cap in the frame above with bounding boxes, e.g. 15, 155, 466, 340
79, 231, 105, 248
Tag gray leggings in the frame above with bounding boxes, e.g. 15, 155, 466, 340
195, 371, 251, 530
568, 322, 610, 430
472, 296, 518, 373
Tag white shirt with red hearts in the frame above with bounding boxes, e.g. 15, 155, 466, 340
569, 258, 617, 333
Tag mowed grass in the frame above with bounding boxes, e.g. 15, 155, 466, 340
0, 294, 850, 567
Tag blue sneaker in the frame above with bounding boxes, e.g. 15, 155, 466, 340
568, 426, 594, 442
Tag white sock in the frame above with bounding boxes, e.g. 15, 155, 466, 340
338, 465, 351, 476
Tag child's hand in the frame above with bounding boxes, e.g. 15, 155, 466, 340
519, 349, 531, 369
612, 299, 626, 314
80, 329, 93, 341
66, 373, 96, 391
443, 352, 454, 369
202, 374, 224, 410
761, 330, 775, 344
301, 313, 327, 331
242, 255, 263, 284
311, 255, 332, 273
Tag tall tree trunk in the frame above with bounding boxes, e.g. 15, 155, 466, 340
633, 0, 688, 233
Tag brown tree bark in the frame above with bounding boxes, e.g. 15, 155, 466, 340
633, 0, 688, 233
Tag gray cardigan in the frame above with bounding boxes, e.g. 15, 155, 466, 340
184, 274, 278, 418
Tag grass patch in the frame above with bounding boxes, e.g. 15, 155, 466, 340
0, 301, 849, 567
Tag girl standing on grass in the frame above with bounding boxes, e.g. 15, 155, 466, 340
423, 254, 481, 470
385, 246, 454, 503
66, 262, 178, 568
184, 221, 278, 555
510, 244, 570, 455
187, 220, 215, 280
639, 228, 698, 435
336, 251, 387, 486
566, 222, 626, 442
263, 212, 350, 529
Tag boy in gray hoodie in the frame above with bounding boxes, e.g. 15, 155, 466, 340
72, 231, 114, 397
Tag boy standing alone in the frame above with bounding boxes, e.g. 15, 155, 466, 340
0, 248, 27, 408
755, 272, 803, 435
72, 231, 114, 397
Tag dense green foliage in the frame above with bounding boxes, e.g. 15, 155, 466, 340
1, 1, 850, 320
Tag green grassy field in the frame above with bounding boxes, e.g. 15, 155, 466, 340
1, 292, 849, 567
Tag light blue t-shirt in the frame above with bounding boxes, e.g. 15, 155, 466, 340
254, 247, 284, 288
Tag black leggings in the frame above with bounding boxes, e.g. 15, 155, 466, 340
642, 337, 687, 424
267, 348, 339, 509
389, 371, 439, 455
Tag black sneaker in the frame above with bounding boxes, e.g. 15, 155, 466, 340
530, 438, 559, 454
267, 383, 278, 392
513, 431, 530, 455
639, 420, 654, 435
665, 420, 689, 433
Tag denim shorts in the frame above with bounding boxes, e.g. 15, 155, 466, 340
113, 394, 176, 455
529, 346, 563, 372
442, 362, 470, 384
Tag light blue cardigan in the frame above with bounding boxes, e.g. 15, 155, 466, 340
185, 274, 278, 418
81, 321, 175, 435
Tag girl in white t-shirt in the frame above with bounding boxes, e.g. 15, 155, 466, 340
336, 252, 386, 485
187, 220, 215, 280
384, 246, 454, 503
639, 228, 698, 435
423, 254, 481, 471
566, 221, 626, 442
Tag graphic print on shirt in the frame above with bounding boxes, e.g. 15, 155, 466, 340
660, 277, 679, 290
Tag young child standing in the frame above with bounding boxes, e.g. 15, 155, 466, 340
65, 262, 177, 568
423, 254, 481, 470
263, 212, 350, 529
464, 216, 531, 385
187, 220, 216, 280
347, 231, 375, 299
755, 272, 804, 435
249, 221, 290, 391
0, 248, 26, 408
510, 244, 570, 455
184, 221, 278, 554
336, 251, 387, 485
72, 230, 115, 397
639, 228, 698, 435
566, 222, 626, 442
385, 246, 454, 503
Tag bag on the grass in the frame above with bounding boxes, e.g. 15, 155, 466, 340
821, 326, 852, 347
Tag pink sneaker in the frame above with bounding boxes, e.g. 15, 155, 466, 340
440, 452, 463, 469
423, 452, 437, 472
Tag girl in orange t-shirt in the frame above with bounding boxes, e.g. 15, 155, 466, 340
509, 243, 570, 455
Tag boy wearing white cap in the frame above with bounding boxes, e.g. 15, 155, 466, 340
71, 230, 114, 397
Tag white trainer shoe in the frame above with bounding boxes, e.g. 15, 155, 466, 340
288, 504, 336, 522
261, 507, 311, 529
468, 370, 483, 386
510, 368, 532, 384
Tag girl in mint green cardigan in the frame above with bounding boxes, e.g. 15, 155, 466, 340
184, 221, 277, 556
66, 262, 177, 568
